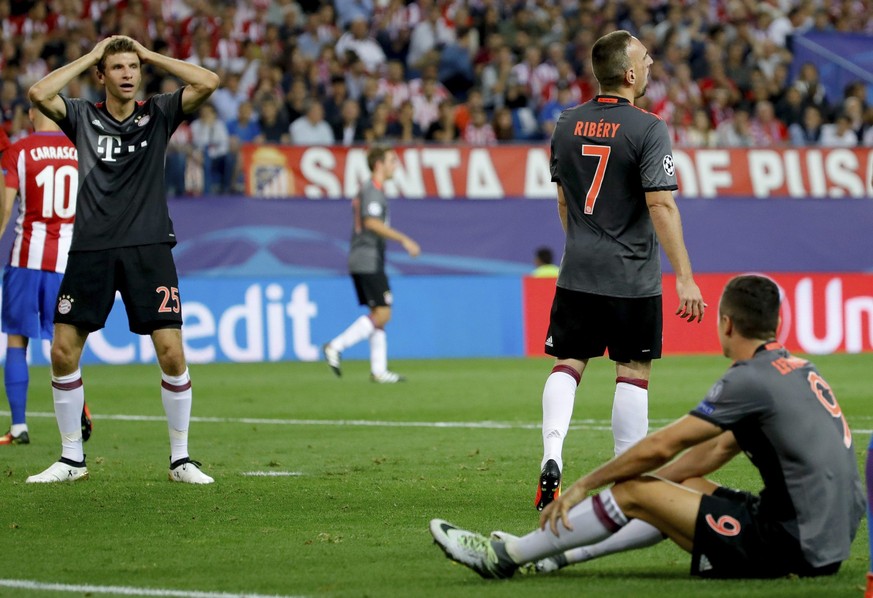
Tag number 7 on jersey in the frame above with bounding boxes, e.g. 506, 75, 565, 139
581, 144, 611, 215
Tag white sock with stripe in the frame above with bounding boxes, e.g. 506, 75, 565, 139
505, 488, 628, 564
612, 377, 649, 456
52, 370, 85, 463
161, 368, 192, 464
542, 365, 581, 471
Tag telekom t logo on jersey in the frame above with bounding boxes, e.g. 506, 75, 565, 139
97, 135, 148, 162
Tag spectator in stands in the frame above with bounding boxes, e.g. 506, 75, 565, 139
387, 99, 424, 143
717, 108, 756, 147
191, 103, 232, 195
379, 60, 411, 109
820, 113, 859, 147
407, 2, 454, 73
775, 86, 805, 128
539, 82, 576, 139
492, 107, 515, 144
750, 100, 788, 146
284, 77, 310, 124
789, 105, 824, 146
297, 11, 327, 60
357, 75, 384, 124
211, 71, 246, 124
335, 16, 386, 74
463, 106, 497, 145
227, 101, 262, 193
680, 109, 718, 148
258, 97, 290, 144
332, 98, 366, 145
424, 98, 459, 143
411, 74, 445, 132
453, 88, 484, 133
289, 99, 334, 146
793, 62, 830, 116
841, 96, 865, 142
323, 74, 350, 129
364, 101, 391, 143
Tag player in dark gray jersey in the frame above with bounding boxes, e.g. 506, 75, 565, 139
534, 30, 705, 511
323, 146, 420, 383
431, 275, 864, 581
25, 36, 219, 484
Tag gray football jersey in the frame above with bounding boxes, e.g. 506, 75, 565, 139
348, 180, 388, 274
691, 343, 864, 567
57, 89, 185, 251
550, 95, 677, 297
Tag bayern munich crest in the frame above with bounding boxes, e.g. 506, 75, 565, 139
58, 295, 73, 315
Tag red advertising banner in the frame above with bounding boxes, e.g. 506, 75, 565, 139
241, 144, 873, 200
523, 273, 873, 356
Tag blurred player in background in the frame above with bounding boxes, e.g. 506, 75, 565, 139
0, 107, 92, 446
535, 30, 705, 510
323, 146, 420, 384
25, 35, 219, 483
432, 275, 864, 582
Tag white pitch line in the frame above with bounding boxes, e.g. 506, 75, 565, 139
21, 411, 670, 430
14, 411, 873, 435
0, 579, 304, 598
241, 471, 303, 477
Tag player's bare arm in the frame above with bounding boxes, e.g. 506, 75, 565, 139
654, 430, 741, 483
363, 217, 421, 257
540, 414, 723, 535
1, 186, 16, 235
556, 184, 568, 233
646, 189, 706, 323
127, 38, 219, 114
29, 36, 120, 121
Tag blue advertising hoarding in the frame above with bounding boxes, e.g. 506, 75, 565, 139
0, 275, 524, 366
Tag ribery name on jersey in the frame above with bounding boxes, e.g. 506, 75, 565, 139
29, 146, 78, 161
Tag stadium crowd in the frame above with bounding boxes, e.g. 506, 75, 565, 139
1, 0, 872, 195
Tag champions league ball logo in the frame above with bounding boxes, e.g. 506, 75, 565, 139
663, 154, 675, 177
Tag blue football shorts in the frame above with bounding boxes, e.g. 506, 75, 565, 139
1, 265, 63, 339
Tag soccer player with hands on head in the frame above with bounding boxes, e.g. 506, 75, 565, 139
25, 35, 219, 483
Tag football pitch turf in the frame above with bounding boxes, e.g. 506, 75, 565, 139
1, 354, 870, 597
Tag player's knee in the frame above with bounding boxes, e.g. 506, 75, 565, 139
154, 344, 186, 374
50, 342, 77, 373
611, 476, 658, 517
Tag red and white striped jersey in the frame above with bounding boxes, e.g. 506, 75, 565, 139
0, 131, 77, 273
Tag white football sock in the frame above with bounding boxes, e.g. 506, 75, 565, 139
542, 365, 580, 471
505, 488, 628, 564
161, 368, 192, 464
561, 519, 666, 564
612, 378, 648, 456
370, 328, 387, 375
52, 370, 85, 463
329, 315, 375, 352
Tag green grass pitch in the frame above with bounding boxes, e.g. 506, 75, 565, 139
1, 354, 870, 597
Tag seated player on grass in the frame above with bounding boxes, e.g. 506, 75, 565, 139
431, 274, 864, 580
